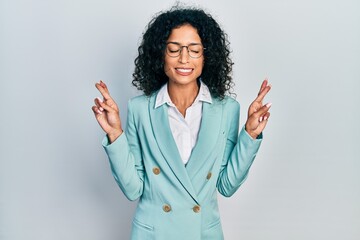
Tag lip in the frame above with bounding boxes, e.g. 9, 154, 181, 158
175, 68, 194, 76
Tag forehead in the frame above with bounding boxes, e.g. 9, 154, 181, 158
167, 24, 202, 44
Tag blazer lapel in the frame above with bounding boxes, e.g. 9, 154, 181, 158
185, 99, 223, 179
148, 94, 200, 204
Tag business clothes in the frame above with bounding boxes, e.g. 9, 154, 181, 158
103, 92, 262, 240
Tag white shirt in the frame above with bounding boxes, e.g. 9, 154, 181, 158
155, 82, 212, 164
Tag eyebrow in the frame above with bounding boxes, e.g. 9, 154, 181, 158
166, 41, 202, 46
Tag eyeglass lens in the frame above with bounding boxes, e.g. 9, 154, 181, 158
166, 43, 204, 58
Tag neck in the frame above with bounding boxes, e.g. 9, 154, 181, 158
168, 80, 200, 116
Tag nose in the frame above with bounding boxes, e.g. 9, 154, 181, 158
178, 46, 190, 63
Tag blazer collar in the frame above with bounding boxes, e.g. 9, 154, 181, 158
149, 93, 199, 204
148, 92, 223, 203
185, 99, 223, 179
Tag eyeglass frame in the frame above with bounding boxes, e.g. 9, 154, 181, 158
165, 42, 206, 59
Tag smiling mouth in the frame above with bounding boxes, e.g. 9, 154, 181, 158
175, 68, 193, 75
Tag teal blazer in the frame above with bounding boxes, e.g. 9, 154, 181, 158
103, 93, 262, 240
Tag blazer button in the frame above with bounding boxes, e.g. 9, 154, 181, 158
206, 172, 212, 180
193, 205, 201, 213
163, 204, 171, 212
153, 167, 160, 175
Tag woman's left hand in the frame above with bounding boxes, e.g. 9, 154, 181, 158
245, 79, 272, 139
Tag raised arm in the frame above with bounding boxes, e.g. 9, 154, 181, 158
217, 79, 272, 197
92, 81, 144, 201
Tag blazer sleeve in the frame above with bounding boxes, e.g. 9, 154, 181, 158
216, 100, 262, 197
102, 99, 144, 201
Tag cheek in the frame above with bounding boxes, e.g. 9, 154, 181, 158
197, 57, 204, 68
163, 61, 172, 74
197, 59, 204, 72
164, 56, 175, 69
163, 56, 170, 71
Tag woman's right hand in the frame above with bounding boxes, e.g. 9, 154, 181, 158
92, 80, 123, 143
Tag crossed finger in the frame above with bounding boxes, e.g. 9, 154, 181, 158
255, 79, 271, 103
95, 80, 112, 101
258, 79, 268, 95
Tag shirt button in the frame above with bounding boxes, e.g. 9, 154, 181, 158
153, 167, 160, 175
206, 172, 212, 180
163, 204, 171, 212
193, 205, 201, 213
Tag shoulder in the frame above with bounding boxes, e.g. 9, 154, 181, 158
213, 95, 240, 112
127, 92, 160, 118
128, 94, 151, 109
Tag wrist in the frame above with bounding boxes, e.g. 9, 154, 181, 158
245, 125, 258, 140
107, 129, 123, 143
248, 131, 258, 140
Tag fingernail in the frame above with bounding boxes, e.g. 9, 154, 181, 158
96, 97, 103, 103
264, 116, 268, 120
259, 116, 263, 122
266, 103, 272, 108
99, 107, 104, 111
97, 110, 103, 114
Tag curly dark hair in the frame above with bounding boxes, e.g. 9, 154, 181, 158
132, 6, 234, 99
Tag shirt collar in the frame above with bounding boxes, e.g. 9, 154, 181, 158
155, 80, 212, 108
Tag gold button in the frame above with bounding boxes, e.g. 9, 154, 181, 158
206, 172, 212, 180
193, 205, 201, 213
163, 204, 171, 212
153, 167, 160, 175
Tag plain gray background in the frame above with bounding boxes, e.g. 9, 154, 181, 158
1, 0, 359, 239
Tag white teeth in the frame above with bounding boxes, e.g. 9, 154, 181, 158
176, 68, 192, 73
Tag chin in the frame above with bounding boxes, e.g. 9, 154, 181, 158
170, 77, 198, 86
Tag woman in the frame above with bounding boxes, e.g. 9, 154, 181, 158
92, 6, 271, 240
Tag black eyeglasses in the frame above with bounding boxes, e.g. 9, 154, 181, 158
166, 42, 205, 59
